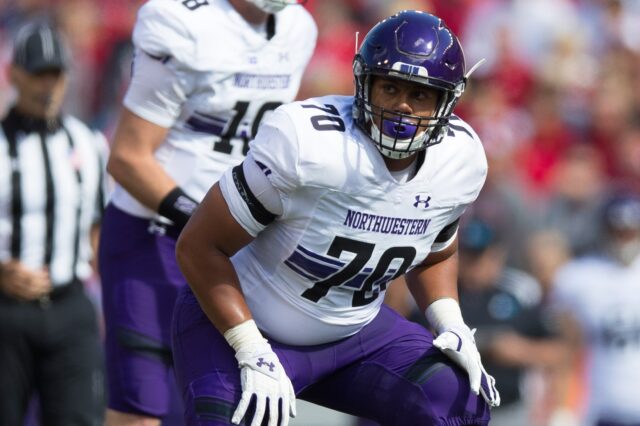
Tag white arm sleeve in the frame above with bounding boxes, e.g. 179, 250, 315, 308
219, 153, 284, 237
123, 50, 191, 128
242, 154, 283, 216
425, 297, 465, 334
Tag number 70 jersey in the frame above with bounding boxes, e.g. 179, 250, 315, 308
220, 95, 488, 346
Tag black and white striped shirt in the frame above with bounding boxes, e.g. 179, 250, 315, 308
0, 108, 108, 288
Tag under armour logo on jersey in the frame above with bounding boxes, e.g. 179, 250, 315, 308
256, 358, 275, 372
413, 194, 431, 208
279, 52, 290, 62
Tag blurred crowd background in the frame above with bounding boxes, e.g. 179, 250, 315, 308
2, 0, 640, 425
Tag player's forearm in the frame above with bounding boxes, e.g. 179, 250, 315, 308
405, 250, 460, 314
175, 228, 253, 334
107, 107, 175, 210
107, 151, 176, 210
191, 267, 253, 334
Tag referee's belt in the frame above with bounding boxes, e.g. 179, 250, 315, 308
46, 279, 83, 300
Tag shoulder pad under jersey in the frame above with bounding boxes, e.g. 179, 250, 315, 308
132, 0, 218, 65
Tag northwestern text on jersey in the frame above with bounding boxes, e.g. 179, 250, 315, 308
343, 209, 431, 235
234, 73, 291, 90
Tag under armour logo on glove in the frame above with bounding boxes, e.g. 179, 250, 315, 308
256, 357, 275, 372
446, 330, 464, 351
233, 340, 296, 426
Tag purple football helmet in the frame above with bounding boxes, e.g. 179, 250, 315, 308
353, 10, 467, 159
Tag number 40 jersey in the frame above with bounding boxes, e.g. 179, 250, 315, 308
219, 95, 488, 346
110, 0, 317, 219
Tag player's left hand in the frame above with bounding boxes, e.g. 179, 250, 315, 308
433, 325, 501, 407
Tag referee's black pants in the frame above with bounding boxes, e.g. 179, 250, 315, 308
0, 281, 105, 426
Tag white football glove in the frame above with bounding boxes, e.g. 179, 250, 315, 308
426, 298, 500, 408
433, 325, 500, 407
225, 320, 296, 426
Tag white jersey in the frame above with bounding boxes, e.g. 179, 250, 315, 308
219, 95, 488, 345
552, 255, 640, 424
111, 0, 317, 218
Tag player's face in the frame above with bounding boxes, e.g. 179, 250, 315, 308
369, 76, 440, 127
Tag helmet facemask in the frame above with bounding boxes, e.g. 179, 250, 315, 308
353, 60, 465, 159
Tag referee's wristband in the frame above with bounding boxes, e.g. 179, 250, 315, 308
158, 187, 199, 231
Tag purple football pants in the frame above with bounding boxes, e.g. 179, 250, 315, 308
172, 287, 491, 426
99, 204, 184, 419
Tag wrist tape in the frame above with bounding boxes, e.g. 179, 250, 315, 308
223, 319, 267, 353
158, 187, 198, 230
425, 297, 465, 335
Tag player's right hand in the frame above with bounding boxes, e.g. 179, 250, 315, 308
232, 340, 296, 426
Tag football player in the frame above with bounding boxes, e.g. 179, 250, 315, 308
174, 10, 499, 426
98, 0, 317, 425
552, 193, 640, 426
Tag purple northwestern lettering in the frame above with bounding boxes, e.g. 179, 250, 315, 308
342, 210, 431, 236
359, 213, 369, 231
343, 210, 356, 227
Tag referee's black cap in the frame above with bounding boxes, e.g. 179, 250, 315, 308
12, 23, 69, 74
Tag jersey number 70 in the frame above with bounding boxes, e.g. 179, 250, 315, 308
299, 236, 416, 307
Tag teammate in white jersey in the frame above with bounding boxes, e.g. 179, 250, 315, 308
552, 193, 640, 426
172, 10, 499, 426
97, 0, 316, 424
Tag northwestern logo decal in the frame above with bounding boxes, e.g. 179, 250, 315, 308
391, 62, 429, 78
400, 64, 421, 75
256, 358, 275, 372
413, 194, 431, 209
343, 209, 430, 236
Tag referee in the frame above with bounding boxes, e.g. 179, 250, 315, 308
0, 23, 107, 425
